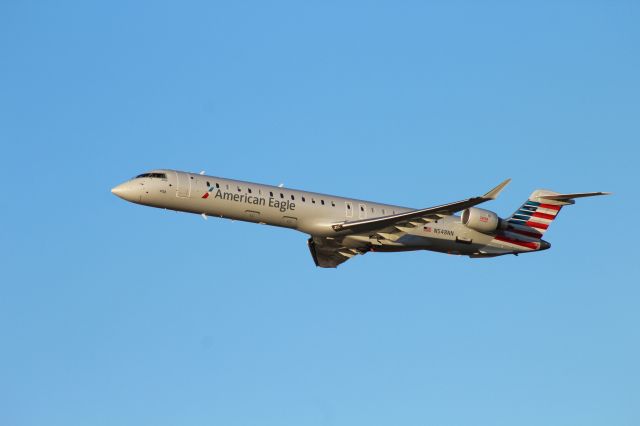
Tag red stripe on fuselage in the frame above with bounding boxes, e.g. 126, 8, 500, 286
495, 236, 539, 250
509, 228, 543, 238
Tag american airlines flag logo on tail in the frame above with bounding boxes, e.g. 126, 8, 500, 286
506, 200, 562, 236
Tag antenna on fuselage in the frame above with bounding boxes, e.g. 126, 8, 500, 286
278, 183, 284, 187
199, 170, 206, 175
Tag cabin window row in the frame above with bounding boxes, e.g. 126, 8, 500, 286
200, 181, 395, 214
202, 182, 343, 208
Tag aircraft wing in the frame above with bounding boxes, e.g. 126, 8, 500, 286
307, 236, 365, 268
331, 178, 511, 235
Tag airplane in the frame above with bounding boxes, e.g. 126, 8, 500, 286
111, 170, 609, 268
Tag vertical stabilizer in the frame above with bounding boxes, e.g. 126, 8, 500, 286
505, 190, 568, 237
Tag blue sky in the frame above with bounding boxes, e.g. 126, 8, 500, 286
1, 1, 638, 425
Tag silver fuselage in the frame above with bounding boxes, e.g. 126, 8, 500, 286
112, 169, 540, 257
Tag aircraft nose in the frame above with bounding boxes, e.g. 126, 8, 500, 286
539, 240, 551, 251
111, 184, 124, 196
111, 182, 138, 202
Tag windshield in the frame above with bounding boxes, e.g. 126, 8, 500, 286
135, 172, 167, 179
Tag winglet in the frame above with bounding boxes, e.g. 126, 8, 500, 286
483, 178, 511, 200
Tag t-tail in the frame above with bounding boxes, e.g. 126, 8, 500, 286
504, 189, 610, 239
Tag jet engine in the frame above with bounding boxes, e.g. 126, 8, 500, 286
461, 207, 502, 233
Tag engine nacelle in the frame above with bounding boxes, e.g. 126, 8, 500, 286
461, 207, 501, 233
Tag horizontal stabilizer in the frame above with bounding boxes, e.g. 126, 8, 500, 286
539, 192, 611, 201
506, 189, 610, 236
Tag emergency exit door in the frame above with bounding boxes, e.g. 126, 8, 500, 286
359, 203, 367, 219
345, 201, 353, 218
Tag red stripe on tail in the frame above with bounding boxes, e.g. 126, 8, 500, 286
532, 212, 556, 220
526, 221, 549, 230
538, 203, 561, 211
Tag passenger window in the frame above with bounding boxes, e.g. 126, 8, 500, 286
321, 200, 325, 205
291, 194, 295, 200
206, 181, 210, 187
237, 187, 241, 192
248, 188, 252, 194
216, 183, 220, 188
360, 206, 364, 212
280, 193, 284, 199
270, 191, 273, 197
331, 201, 335, 207
312, 199, 316, 204
347, 204, 351, 209
302, 196, 306, 202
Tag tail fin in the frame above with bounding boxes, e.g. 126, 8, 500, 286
505, 189, 610, 237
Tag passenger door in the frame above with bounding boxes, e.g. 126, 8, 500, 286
176, 172, 190, 197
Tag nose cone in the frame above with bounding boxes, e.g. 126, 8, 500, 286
111, 183, 125, 197
111, 182, 139, 202
539, 240, 551, 251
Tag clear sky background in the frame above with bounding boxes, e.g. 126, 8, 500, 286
1, 1, 638, 425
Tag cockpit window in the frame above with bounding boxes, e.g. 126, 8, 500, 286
135, 172, 167, 179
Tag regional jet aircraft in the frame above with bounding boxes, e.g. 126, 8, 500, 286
111, 170, 609, 267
